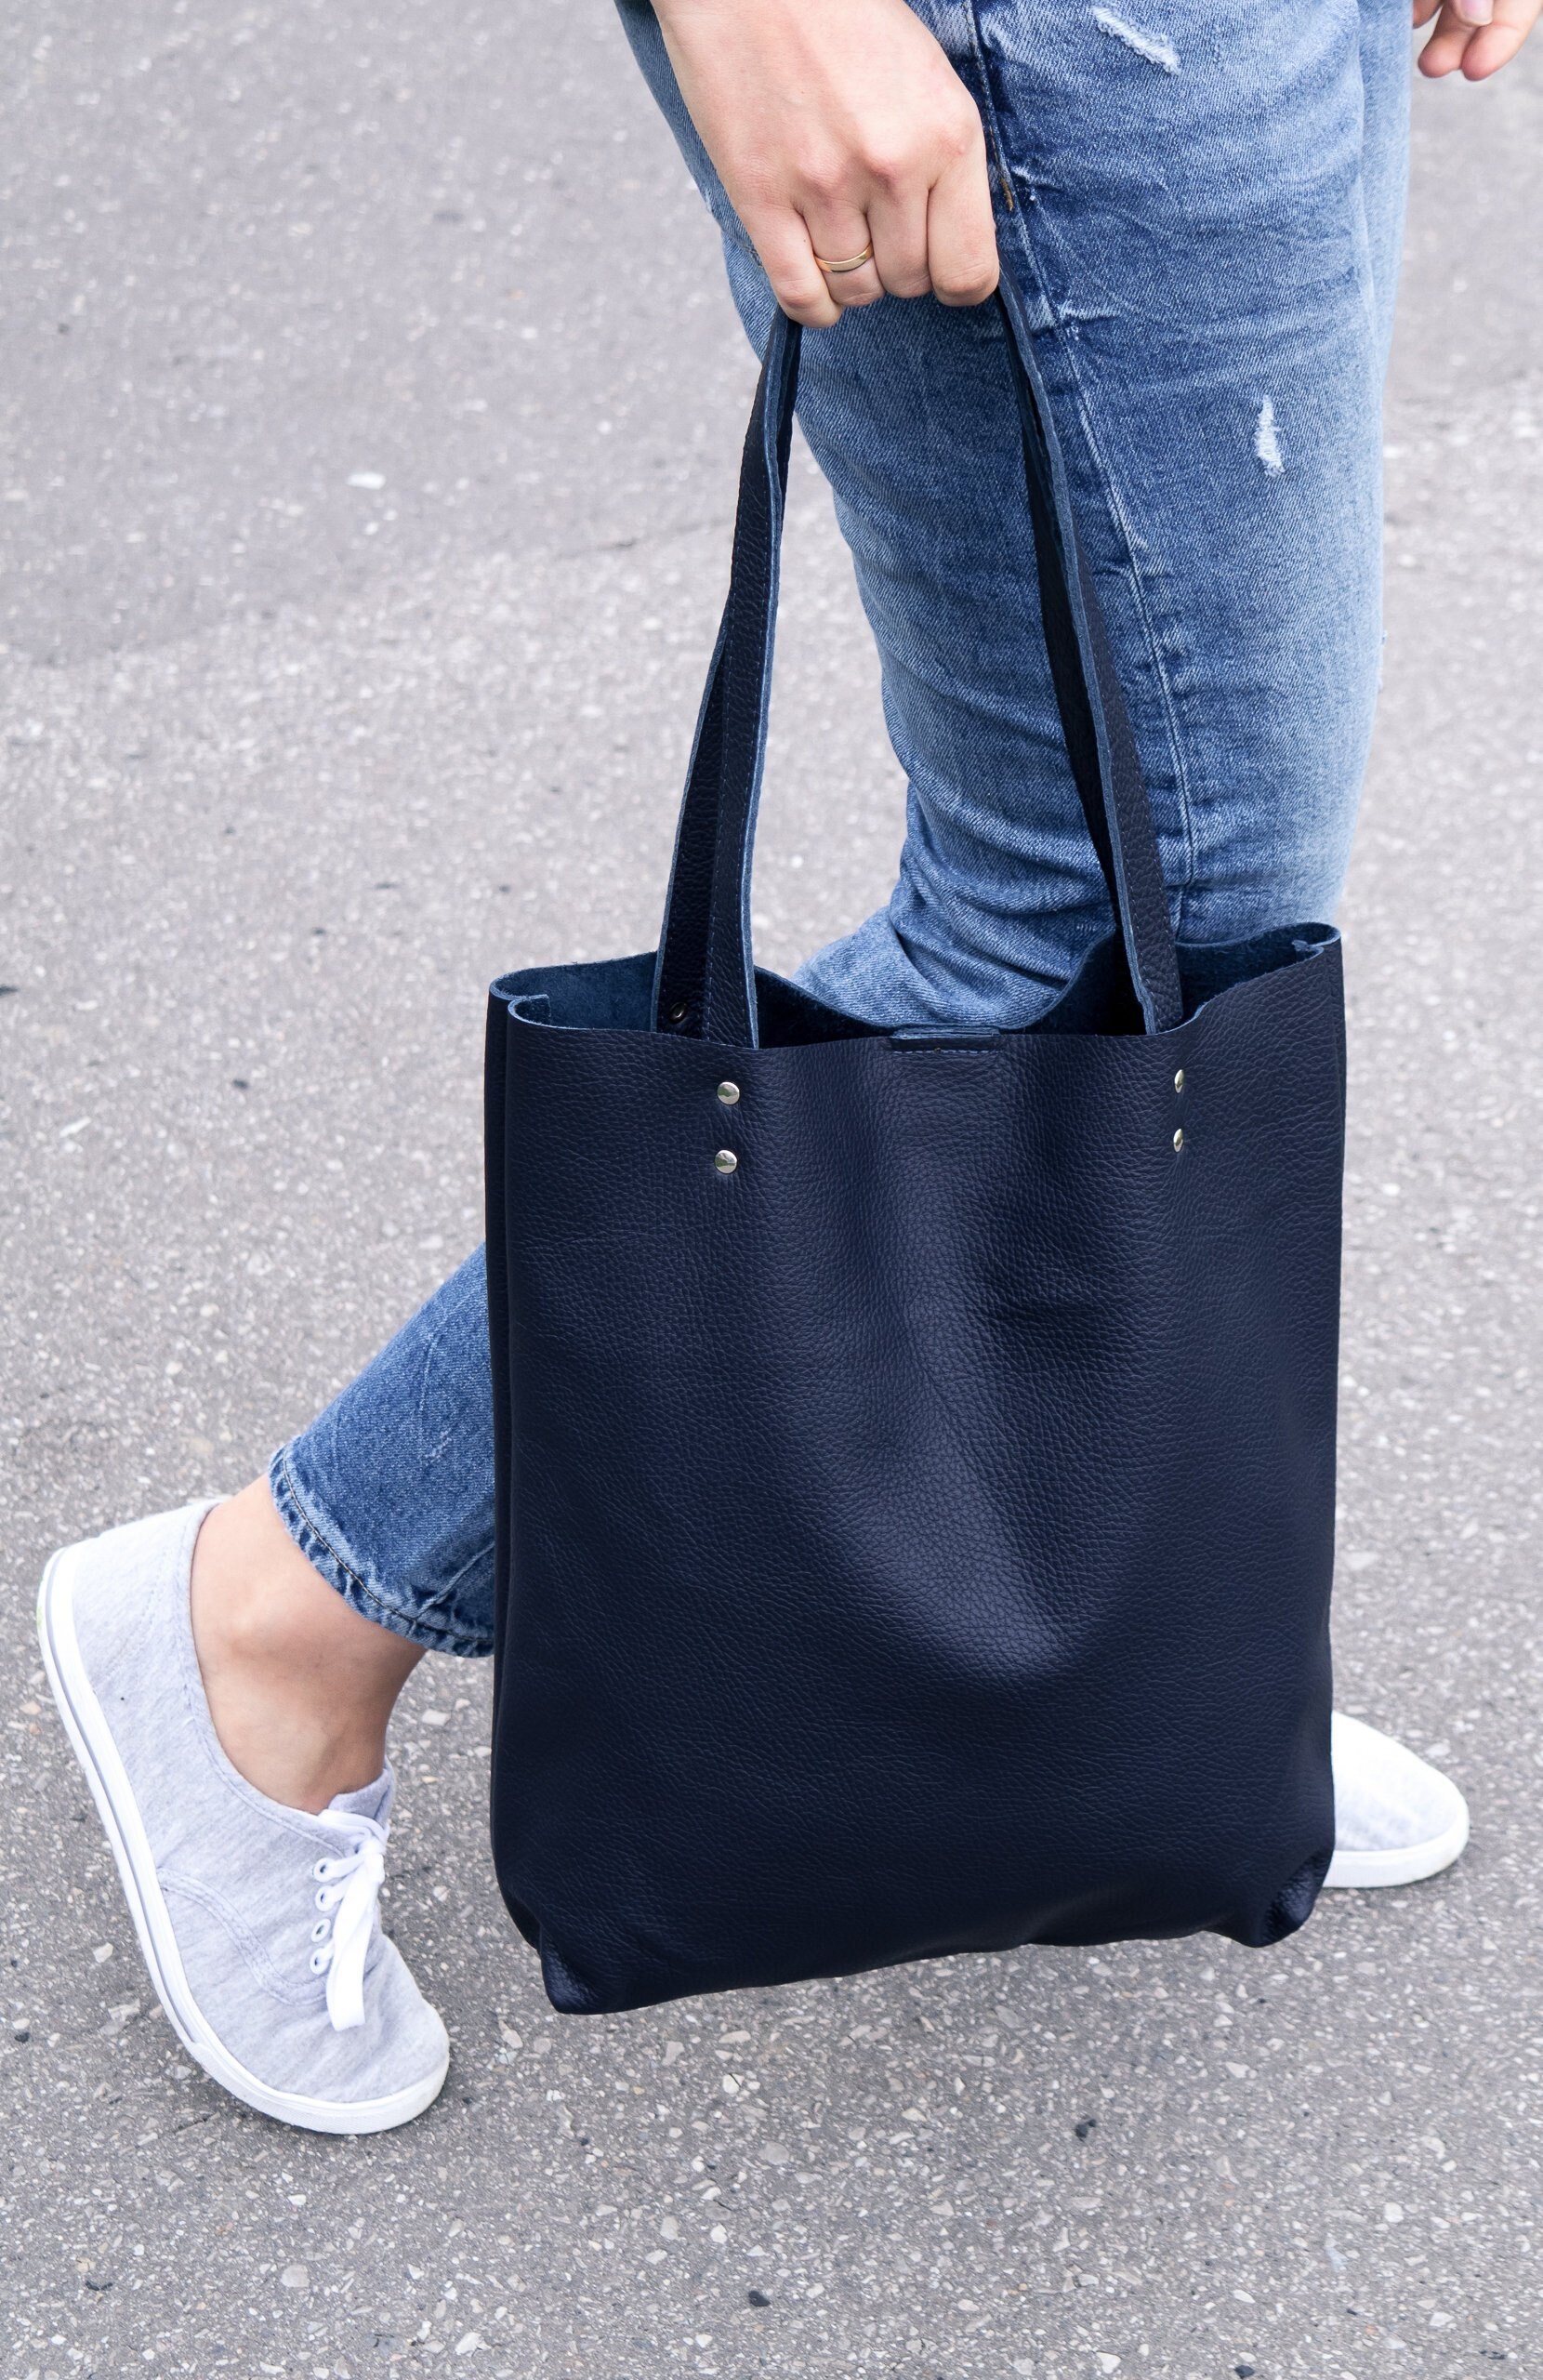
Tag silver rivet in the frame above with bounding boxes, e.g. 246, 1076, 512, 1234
717, 1080, 740, 1105
668, 1001, 687, 1024
714, 1148, 738, 1174
1174, 1067, 1185, 1094
1172, 1127, 1184, 1153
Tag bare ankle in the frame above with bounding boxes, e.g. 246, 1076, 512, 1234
191, 1479, 422, 1814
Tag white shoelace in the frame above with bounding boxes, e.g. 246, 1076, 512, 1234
306, 1812, 388, 2032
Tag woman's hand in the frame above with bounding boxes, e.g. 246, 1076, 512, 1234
1415, 0, 1541, 77
652, 0, 999, 328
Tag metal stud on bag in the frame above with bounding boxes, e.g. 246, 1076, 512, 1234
714, 1149, 738, 1174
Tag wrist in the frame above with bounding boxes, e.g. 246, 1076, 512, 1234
654, 0, 821, 22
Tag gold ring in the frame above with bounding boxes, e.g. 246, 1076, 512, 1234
813, 242, 875, 277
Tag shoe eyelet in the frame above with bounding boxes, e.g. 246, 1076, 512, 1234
312, 1858, 332, 1882
310, 1919, 331, 1943
314, 1886, 331, 1911
308, 1949, 331, 1976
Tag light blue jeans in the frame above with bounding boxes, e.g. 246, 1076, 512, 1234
270, 0, 1411, 1655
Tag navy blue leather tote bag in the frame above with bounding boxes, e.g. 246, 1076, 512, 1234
484, 284, 1344, 2016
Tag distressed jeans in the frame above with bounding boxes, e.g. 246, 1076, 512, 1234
269, 0, 1412, 1655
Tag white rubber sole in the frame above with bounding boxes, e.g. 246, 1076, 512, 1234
1323, 1800, 1470, 1891
36, 1541, 449, 2135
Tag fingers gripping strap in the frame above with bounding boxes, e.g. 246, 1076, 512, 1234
653, 286, 1182, 1044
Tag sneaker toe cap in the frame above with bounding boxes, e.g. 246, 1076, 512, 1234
166, 1887, 449, 2121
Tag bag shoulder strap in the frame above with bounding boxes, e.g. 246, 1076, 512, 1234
653, 283, 1183, 1047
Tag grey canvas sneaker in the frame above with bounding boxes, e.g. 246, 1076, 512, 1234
1325, 1710, 1470, 1891
37, 1501, 449, 2134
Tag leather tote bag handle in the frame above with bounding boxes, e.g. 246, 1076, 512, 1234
653, 276, 1184, 1047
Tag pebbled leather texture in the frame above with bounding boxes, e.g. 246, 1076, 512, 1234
484, 285, 1345, 2016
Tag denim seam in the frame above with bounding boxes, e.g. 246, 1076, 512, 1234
956, 0, 1202, 936
415, 1269, 481, 1468
269, 1445, 494, 1660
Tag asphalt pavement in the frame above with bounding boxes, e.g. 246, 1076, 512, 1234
3, 8, 1542, 2378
